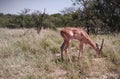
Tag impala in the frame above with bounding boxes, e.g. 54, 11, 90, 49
60, 27, 104, 62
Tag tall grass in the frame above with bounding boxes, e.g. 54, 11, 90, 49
0, 28, 119, 79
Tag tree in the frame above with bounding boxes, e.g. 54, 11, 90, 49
72, 0, 120, 33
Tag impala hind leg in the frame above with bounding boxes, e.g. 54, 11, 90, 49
64, 40, 72, 62
60, 40, 71, 62
78, 43, 83, 59
65, 48, 72, 62
60, 41, 66, 61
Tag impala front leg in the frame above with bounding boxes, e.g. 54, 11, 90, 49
78, 43, 83, 59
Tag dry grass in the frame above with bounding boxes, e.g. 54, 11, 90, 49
0, 28, 120, 79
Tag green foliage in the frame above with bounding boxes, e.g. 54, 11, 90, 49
72, 0, 120, 33
0, 0, 120, 33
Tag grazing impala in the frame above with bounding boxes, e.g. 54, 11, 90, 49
60, 27, 104, 62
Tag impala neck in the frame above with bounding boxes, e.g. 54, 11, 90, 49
87, 38, 98, 50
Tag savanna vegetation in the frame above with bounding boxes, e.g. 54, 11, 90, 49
0, 0, 120, 79
0, 28, 120, 79
0, 0, 119, 33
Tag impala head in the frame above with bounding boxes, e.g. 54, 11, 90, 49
96, 39, 104, 54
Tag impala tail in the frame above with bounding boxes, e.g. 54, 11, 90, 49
60, 30, 65, 37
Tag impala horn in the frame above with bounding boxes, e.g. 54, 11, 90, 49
99, 39, 104, 53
